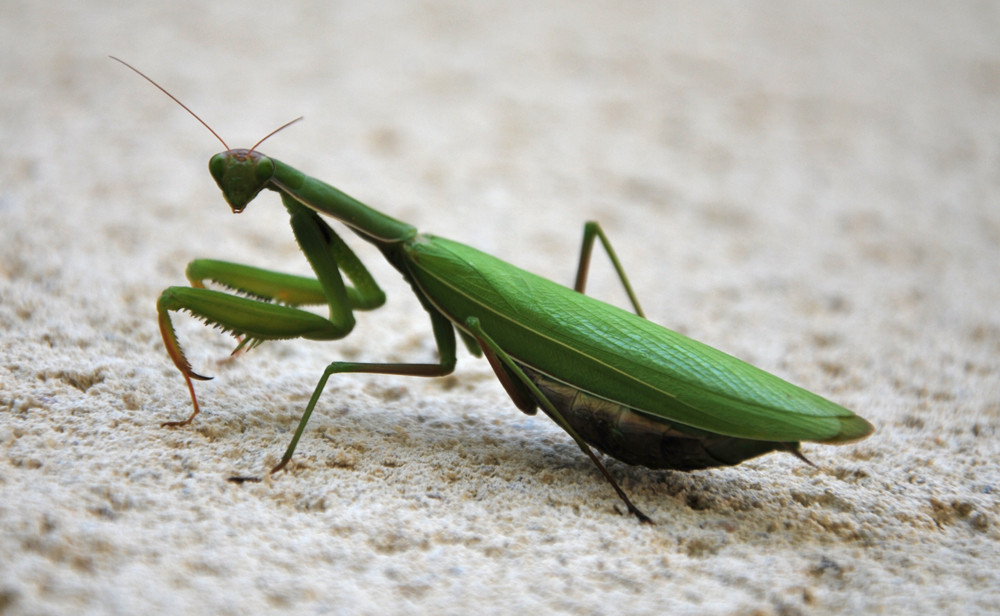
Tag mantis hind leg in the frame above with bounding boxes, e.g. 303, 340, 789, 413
464, 316, 653, 524
574, 221, 645, 318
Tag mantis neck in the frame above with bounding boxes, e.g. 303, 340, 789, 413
269, 158, 417, 244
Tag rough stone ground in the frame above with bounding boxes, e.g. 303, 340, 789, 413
2, 2, 998, 614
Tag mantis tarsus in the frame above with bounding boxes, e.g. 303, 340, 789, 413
115, 57, 874, 523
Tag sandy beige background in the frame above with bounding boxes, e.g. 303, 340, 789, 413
2, 2, 999, 614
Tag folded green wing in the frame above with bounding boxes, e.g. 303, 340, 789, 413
405, 235, 874, 444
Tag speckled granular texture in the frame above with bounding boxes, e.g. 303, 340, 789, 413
2, 2, 999, 614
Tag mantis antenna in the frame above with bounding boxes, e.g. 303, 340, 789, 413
110, 55, 301, 153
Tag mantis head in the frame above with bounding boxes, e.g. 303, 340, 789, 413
206, 116, 301, 213
208, 150, 274, 213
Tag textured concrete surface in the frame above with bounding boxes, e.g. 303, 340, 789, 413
2, 2, 999, 614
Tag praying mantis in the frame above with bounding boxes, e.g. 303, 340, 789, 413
115, 58, 874, 523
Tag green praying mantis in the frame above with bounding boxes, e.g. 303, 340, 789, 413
115, 58, 874, 523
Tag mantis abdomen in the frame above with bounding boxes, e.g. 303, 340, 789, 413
524, 366, 800, 471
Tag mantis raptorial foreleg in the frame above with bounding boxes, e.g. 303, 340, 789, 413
187, 259, 329, 306
574, 221, 645, 318
157, 198, 387, 427
157, 286, 344, 426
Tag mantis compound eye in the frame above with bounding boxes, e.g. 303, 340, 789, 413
254, 156, 274, 182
